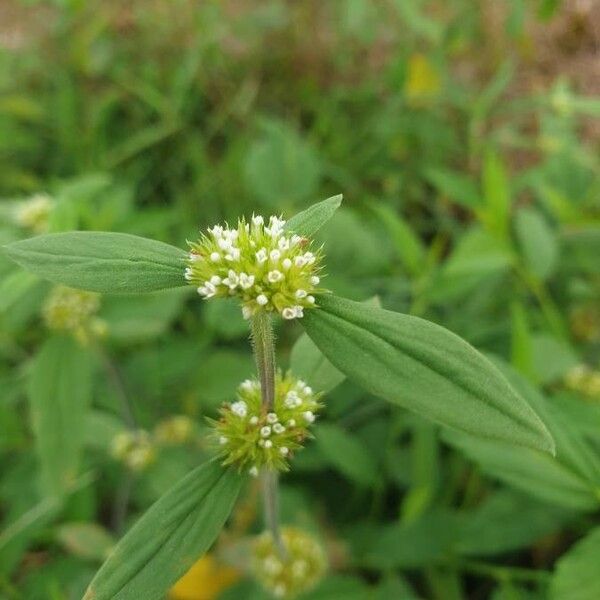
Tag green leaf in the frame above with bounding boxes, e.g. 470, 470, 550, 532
302, 294, 554, 453
285, 195, 343, 238
84, 461, 244, 600
550, 527, 600, 600
481, 151, 510, 239
315, 423, 378, 487
3, 232, 187, 294
514, 207, 558, 279
290, 333, 345, 394
29, 335, 95, 497
425, 167, 480, 209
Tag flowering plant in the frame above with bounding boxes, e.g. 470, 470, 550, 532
3, 195, 555, 599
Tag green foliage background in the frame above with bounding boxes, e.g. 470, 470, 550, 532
1, 1, 600, 598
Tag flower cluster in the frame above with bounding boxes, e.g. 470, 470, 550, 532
565, 364, 600, 399
186, 215, 324, 320
251, 527, 327, 599
14, 193, 54, 233
154, 415, 195, 445
111, 429, 156, 472
43, 285, 106, 343
210, 373, 322, 474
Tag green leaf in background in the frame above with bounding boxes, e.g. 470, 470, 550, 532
285, 194, 343, 238
315, 423, 378, 487
244, 119, 322, 207
290, 332, 346, 394
425, 167, 481, 209
550, 527, 600, 600
444, 359, 600, 511
514, 207, 558, 280
481, 150, 510, 239
29, 335, 94, 497
371, 203, 426, 276
302, 294, 554, 453
84, 461, 244, 600
56, 523, 114, 562
3, 232, 187, 294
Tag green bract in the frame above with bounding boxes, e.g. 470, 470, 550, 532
186, 215, 325, 320
210, 372, 322, 474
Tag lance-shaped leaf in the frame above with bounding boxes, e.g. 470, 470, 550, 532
302, 295, 554, 453
3, 232, 187, 294
29, 335, 94, 497
285, 194, 342, 238
84, 461, 244, 600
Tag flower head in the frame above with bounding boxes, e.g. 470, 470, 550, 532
186, 215, 324, 319
111, 430, 156, 472
251, 527, 327, 599
43, 285, 105, 343
154, 415, 195, 445
209, 373, 322, 473
14, 193, 54, 233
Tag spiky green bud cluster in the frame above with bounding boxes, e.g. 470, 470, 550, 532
15, 193, 54, 233
111, 430, 156, 472
43, 285, 105, 343
210, 373, 322, 475
251, 527, 327, 599
186, 215, 325, 320
154, 415, 195, 445
565, 364, 600, 399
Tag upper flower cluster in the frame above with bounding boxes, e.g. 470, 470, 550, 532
210, 372, 322, 474
186, 215, 324, 320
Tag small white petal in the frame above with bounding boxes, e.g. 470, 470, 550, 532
282, 258, 292, 270
303, 411, 315, 423
210, 275, 222, 285
273, 423, 285, 434
210, 252, 221, 262
219, 436, 228, 445
295, 289, 307, 298
294, 256, 307, 267
260, 426, 271, 437
270, 249, 281, 261
231, 401, 248, 417
249, 466, 259, 477
304, 386, 313, 395
266, 412, 278, 424
282, 307, 296, 320
287, 419, 296, 427
252, 215, 264, 226
307, 295, 315, 304
264, 440, 273, 449
256, 294, 269, 306
249, 416, 259, 425
268, 270, 283, 283
310, 275, 320, 285
255, 248, 268, 264
280, 446, 289, 456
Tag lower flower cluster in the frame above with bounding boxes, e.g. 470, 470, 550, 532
210, 372, 322, 474
251, 527, 327, 599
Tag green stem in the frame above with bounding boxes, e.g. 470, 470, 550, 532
250, 313, 286, 557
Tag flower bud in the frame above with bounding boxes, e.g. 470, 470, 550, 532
186, 215, 325, 320
210, 373, 322, 474
251, 527, 326, 599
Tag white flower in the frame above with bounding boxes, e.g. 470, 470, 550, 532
273, 423, 285, 434
282, 307, 297, 320
241, 379, 254, 391
264, 440, 273, 449
282, 258, 292, 270
278, 237, 290, 251
303, 386, 312, 395
210, 275, 222, 285
249, 466, 259, 477
189, 252, 201, 262
256, 294, 269, 306
231, 401, 248, 417
280, 446, 289, 456
219, 436, 228, 445
285, 391, 300, 408
266, 412, 278, 424
252, 215, 264, 226
294, 256, 307, 267
310, 275, 320, 285
218, 237, 232, 250
184, 268, 193, 281
260, 426, 272, 437
307, 295, 315, 304
209, 225, 224, 237
198, 282, 216, 298
249, 416, 259, 425
239, 272, 255, 289
242, 305, 254, 320
268, 270, 283, 283
223, 270, 239, 289
291, 234, 303, 245
293, 305, 304, 318
210, 252, 221, 262
295, 289, 307, 299
304, 252, 316, 264
255, 248, 268, 263
270, 249, 281, 261
287, 419, 296, 427
225, 247, 241, 261
303, 411, 315, 423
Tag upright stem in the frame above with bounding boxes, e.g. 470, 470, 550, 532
250, 312, 286, 557
250, 311, 276, 410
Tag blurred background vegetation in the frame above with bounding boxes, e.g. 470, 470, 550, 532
1, 1, 600, 598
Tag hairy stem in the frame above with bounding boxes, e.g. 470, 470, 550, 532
250, 312, 286, 556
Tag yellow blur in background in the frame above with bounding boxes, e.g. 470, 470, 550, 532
170, 555, 240, 600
